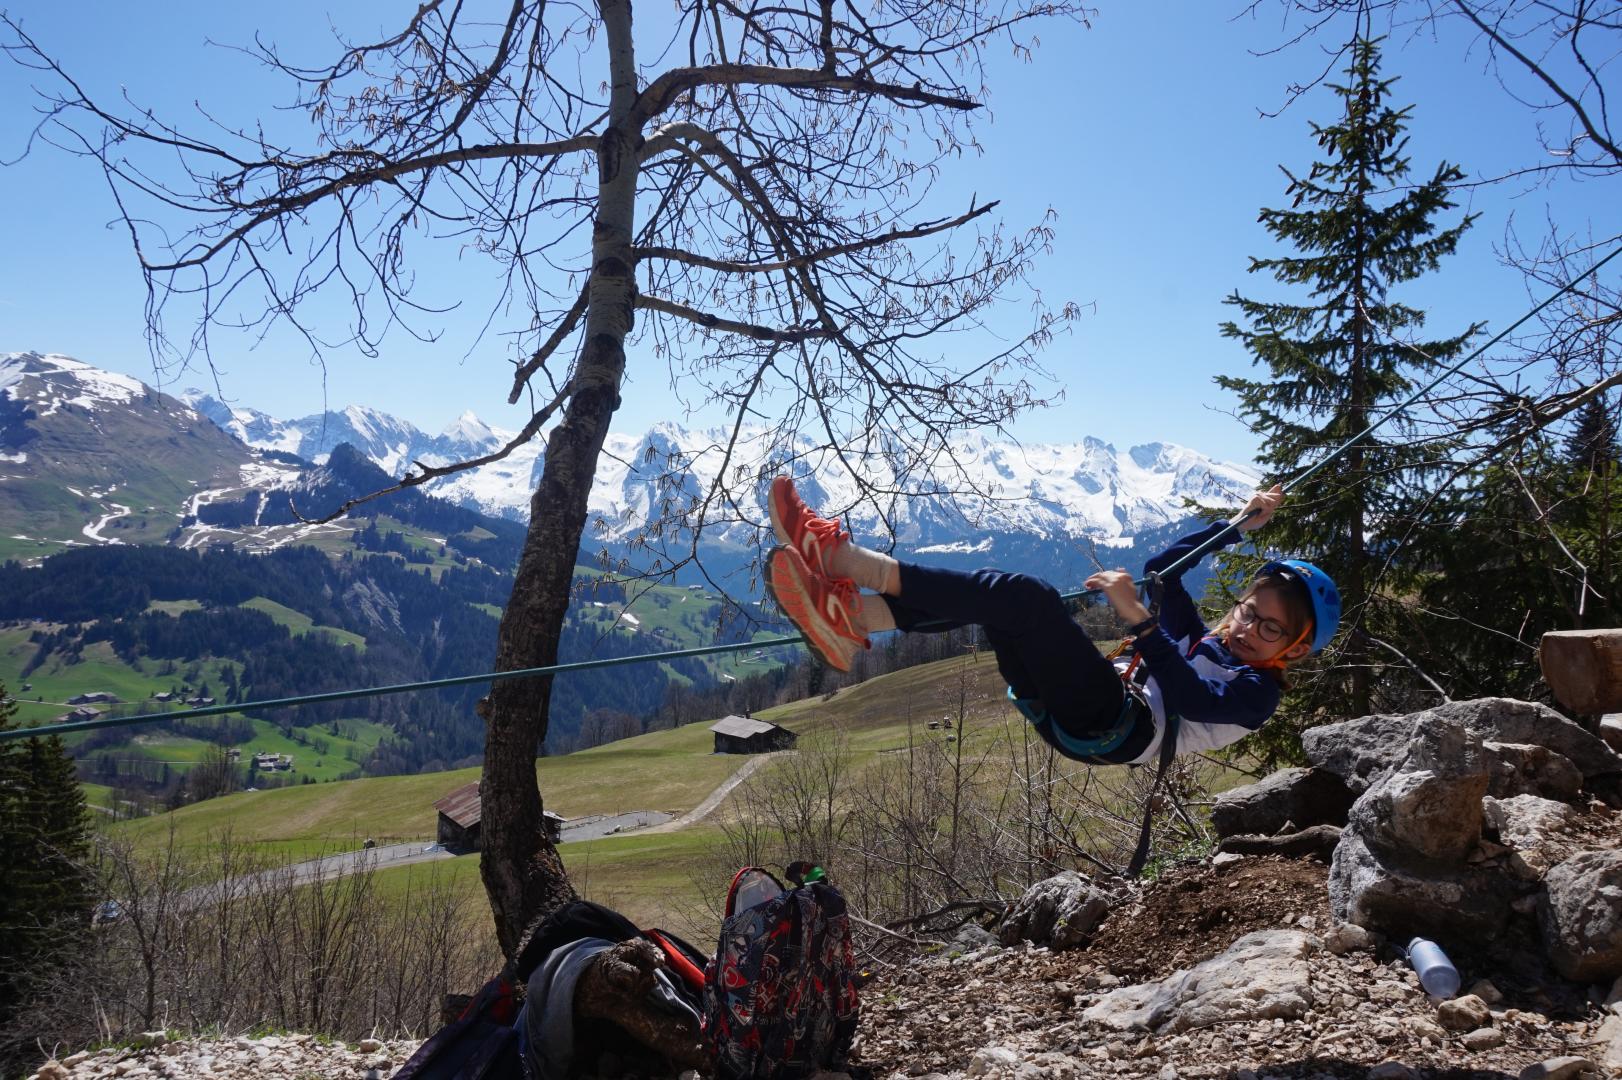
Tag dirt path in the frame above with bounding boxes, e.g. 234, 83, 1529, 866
636, 750, 787, 833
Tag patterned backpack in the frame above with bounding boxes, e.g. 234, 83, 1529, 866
703, 865, 861, 1080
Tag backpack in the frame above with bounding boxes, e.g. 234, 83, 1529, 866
703, 866, 861, 1080
393, 899, 709, 1080
392, 973, 523, 1080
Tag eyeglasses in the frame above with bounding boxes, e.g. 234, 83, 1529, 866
1230, 599, 1289, 643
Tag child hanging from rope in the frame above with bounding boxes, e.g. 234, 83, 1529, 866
763, 477, 1340, 765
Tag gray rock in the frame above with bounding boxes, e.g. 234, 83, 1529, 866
1600, 714, 1622, 754
357, 1038, 383, 1054
1302, 712, 1420, 793
1462, 1027, 1506, 1051
955, 922, 1000, 949
1483, 742, 1584, 801
1330, 830, 1515, 938
1349, 722, 1489, 866
1437, 994, 1492, 1031
1324, 922, 1375, 955
1080, 930, 1318, 1033
1540, 851, 1622, 982
1209, 767, 1355, 838
1467, 978, 1504, 1005
1518, 1056, 1599, 1080
1440, 698, 1621, 780
1483, 794, 1576, 879
966, 1047, 1019, 1076
1305, 699, 1622, 794
1000, 872, 1110, 951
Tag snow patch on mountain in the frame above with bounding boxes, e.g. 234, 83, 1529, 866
4, 351, 148, 416
183, 392, 1259, 544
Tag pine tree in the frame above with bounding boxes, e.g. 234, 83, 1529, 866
1217, 36, 1477, 724
1567, 392, 1620, 469
0, 683, 94, 1071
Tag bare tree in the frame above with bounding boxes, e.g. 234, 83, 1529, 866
3, 0, 1084, 953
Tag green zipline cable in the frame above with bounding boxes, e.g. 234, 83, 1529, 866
1, 635, 810, 742
4, 241, 1618, 745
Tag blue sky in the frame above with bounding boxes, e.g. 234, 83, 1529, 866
0, 3, 1610, 466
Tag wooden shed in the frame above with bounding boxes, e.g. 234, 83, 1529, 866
709, 715, 797, 755
434, 781, 564, 849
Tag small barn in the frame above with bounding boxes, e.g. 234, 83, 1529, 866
709, 715, 797, 755
433, 781, 565, 850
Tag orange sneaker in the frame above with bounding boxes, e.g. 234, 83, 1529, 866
765, 545, 869, 671
768, 475, 850, 578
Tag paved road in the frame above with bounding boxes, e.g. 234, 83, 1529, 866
214, 758, 789, 898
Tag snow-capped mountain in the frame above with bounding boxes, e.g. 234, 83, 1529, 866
182, 391, 498, 475
0, 352, 262, 555
3, 353, 1260, 577
183, 393, 1260, 547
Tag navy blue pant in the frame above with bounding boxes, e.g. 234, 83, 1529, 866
881, 562, 1125, 738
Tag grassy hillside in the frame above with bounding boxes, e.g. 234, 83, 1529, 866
109, 648, 1264, 939
114, 711, 750, 860
0, 628, 386, 783
109, 650, 1038, 856
240, 596, 368, 651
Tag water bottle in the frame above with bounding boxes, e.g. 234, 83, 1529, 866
1407, 937, 1460, 999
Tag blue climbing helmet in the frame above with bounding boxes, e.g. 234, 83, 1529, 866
1256, 559, 1341, 654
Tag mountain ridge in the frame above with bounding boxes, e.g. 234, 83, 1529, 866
4, 350, 1261, 589
179, 375, 1261, 547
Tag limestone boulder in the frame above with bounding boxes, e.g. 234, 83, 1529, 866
1483, 794, 1577, 881
1349, 718, 1489, 866
999, 871, 1111, 951
1303, 699, 1621, 793
1301, 712, 1419, 794
1330, 831, 1518, 938
1441, 698, 1621, 780
1600, 714, 1622, 755
1210, 767, 1355, 838
1483, 742, 1584, 802
1080, 930, 1318, 1033
1540, 851, 1622, 983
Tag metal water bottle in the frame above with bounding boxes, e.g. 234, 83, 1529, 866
1407, 937, 1460, 999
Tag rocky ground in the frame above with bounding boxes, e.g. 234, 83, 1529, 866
29, 1031, 417, 1080
28, 692, 1622, 1080
855, 856, 1620, 1080
27, 856, 1620, 1080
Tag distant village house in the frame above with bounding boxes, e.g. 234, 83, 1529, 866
433, 781, 564, 850
67, 692, 120, 705
709, 715, 797, 755
252, 752, 294, 771
152, 691, 177, 702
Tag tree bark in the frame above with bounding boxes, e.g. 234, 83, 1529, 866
480, 0, 645, 957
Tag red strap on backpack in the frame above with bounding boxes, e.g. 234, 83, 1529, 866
644, 928, 708, 993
